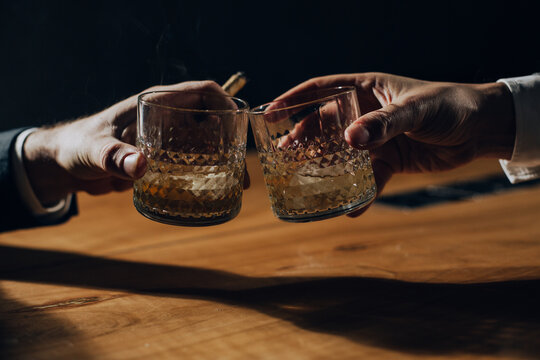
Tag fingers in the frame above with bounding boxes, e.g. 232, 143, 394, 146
111, 80, 227, 130
97, 139, 147, 180
161, 80, 226, 95
276, 74, 364, 100
101, 80, 229, 178
277, 110, 322, 148
345, 102, 419, 150
280, 73, 427, 150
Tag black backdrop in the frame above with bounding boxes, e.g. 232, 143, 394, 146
1, 0, 538, 136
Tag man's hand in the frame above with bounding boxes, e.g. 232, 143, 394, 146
279, 73, 515, 216
22, 81, 232, 206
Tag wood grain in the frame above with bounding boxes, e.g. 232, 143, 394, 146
2, 152, 540, 359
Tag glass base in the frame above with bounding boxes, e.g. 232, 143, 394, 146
274, 196, 374, 223
134, 201, 240, 227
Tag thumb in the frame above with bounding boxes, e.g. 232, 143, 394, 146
97, 139, 147, 179
345, 103, 418, 149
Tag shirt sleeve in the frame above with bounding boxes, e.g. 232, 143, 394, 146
11, 128, 74, 222
497, 74, 540, 183
0, 127, 77, 232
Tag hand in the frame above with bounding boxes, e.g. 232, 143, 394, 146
279, 73, 515, 216
23, 81, 250, 206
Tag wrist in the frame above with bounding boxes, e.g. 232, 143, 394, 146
23, 127, 74, 205
473, 82, 515, 160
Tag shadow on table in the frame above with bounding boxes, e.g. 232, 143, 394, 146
0, 287, 93, 360
2, 244, 540, 358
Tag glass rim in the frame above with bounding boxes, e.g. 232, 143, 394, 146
249, 86, 357, 115
138, 90, 249, 114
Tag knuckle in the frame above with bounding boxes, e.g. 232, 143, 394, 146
145, 85, 160, 93
369, 110, 392, 139
99, 142, 123, 171
382, 104, 400, 133
199, 80, 222, 93
201, 80, 219, 87
311, 76, 329, 87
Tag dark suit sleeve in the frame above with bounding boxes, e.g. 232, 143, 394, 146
1, 128, 78, 232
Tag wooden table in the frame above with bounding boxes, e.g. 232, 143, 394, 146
2, 152, 540, 360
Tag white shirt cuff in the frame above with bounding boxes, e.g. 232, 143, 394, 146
497, 74, 540, 183
11, 128, 73, 220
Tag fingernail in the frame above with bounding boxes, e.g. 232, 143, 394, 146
124, 153, 146, 178
346, 125, 370, 147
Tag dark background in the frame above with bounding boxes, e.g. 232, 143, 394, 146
1, 0, 538, 133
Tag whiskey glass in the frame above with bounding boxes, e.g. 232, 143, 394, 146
249, 87, 376, 222
134, 90, 249, 226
